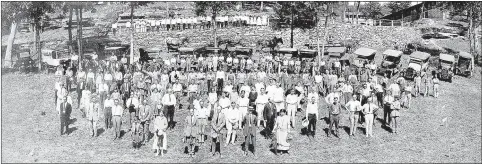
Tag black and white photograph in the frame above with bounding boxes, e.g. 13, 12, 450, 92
1, 1, 481, 163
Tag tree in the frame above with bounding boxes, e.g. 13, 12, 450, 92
1, 2, 29, 68
26, 2, 56, 70
194, 2, 235, 48
386, 2, 411, 14
362, 2, 384, 19
128, 2, 151, 65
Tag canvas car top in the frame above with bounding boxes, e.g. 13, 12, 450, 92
354, 47, 376, 57
327, 47, 346, 53
458, 51, 472, 59
439, 53, 455, 62
410, 51, 430, 60
278, 48, 298, 53
179, 47, 195, 52
383, 49, 403, 57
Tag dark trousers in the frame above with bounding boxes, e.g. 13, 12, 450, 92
244, 134, 256, 154
164, 105, 175, 129
307, 114, 316, 136
141, 121, 150, 142
217, 79, 224, 90
211, 136, 222, 154
104, 107, 112, 129
329, 114, 340, 136
60, 113, 69, 135
113, 115, 122, 138
383, 104, 392, 125
376, 92, 384, 107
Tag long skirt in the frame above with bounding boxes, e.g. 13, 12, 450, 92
256, 104, 266, 120
152, 132, 167, 150
276, 129, 290, 151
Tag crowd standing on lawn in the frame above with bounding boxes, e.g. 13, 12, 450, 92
53, 49, 442, 157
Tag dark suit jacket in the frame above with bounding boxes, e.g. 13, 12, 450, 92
243, 112, 257, 136
60, 102, 72, 117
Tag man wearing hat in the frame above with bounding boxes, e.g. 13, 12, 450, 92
243, 106, 257, 156
87, 94, 101, 137
361, 97, 378, 137
152, 108, 168, 156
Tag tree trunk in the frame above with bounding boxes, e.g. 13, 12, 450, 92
213, 10, 218, 48
290, 3, 294, 48
321, 4, 331, 60
356, 2, 360, 25
469, 8, 473, 55
34, 22, 42, 70
68, 6, 73, 54
4, 19, 17, 68
260, 1, 264, 11
77, 7, 83, 67
342, 2, 347, 23
420, 2, 424, 19
130, 3, 134, 65
317, 12, 321, 64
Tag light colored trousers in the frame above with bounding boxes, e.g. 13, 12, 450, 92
365, 114, 374, 136
152, 133, 167, 150
286, 104, 297, 128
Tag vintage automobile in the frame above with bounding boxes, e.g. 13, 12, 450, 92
353, 47, 376, 68
178, 47, 195, 58
13, 51, 36, 73
276, 48, 298, 58
326, 47, 347, 66
83, 48, 98, 60
437, 53, 455, 82
41, 49, 71, 73
234, 46, 253, 58
455, 51, 474, 77
298, 49, 317, 60
377, 49, 403, 78
401, 51, 430, 80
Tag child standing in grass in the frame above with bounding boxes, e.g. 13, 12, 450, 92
432, 75, 440, 98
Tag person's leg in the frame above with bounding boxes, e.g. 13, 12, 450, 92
93, 120, 98, 137
383, 105, 389, 125
366, 114, 373, 137
60, 114, 64, 135
231, 124, 237, 144
334, 115, 340, 136
225, 122, 232, 145
244, 135, 249, 155
329, 114, 334, 137
393, 117, 398, 133
169, 106, 175, 129
349, 114, 355, 135
252, 134, 256, 155
211, 137, 216, 155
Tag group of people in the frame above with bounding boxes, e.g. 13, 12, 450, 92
112, 15, 269, 35
53, 50, 443, 157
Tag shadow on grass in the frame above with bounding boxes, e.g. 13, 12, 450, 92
119, 130, 126, 139
96, 128, 105, 137
67, 127, 78, 135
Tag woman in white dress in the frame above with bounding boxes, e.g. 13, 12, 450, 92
272, 109, 290, 155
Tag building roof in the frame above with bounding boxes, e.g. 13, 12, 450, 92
354, 48, 376, 57
410, 51, 431, 60
439, 53, 455, 62
383, 49, 403, 57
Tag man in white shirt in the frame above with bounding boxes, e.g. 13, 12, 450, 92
362, 98, 378, 137
216, 69, 226, 94
266, 79, 277, 96
126, 93, 140, 130
388, 83, 400, 97
237, 90, 250, 121
218, 92, 231, 110
272, 83, 285, 112
345, 95, 361, 136
196, 100, 210, 143
112, 99, 124, 140
225, 102, 241, 146
383, 91, 395, 126
255, 87, 269, 127
103, 94, 114, 130
285, 89, 298, 129
341, 82, 353, 105
305, 96, 319, 138
162, 89, 177, 130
